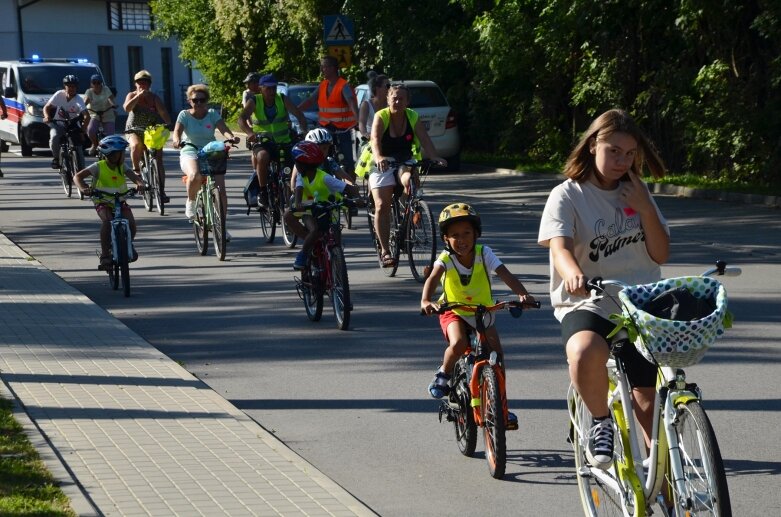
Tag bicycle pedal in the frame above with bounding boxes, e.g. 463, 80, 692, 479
506, 421, 519, 431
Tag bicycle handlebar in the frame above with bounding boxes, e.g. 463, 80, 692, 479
586, 260, 742, 297
89, 187, 138, 199
292, 196, 364, 217
421, 299, 541, 317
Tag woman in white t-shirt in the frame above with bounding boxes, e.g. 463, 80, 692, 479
171, 84, 238, 222
538, 109, 668, 471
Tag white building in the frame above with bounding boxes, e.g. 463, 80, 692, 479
1, 0, 197, 114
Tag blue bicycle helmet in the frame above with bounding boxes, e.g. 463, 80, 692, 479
98, 135, 129, 155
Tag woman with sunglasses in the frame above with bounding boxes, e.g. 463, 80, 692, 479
172, 84, 238, 228
123, 70, 172, 201
84, 74, 116, 156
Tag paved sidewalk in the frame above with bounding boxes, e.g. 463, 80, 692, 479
0, 233, 374, 516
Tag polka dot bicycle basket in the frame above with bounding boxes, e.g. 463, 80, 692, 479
617, 276, 729, 367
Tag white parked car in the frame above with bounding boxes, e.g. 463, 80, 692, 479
356, 79, 461, 170
277, 82, 319, 134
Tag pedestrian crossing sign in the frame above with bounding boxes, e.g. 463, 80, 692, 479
323, 15, 354, 45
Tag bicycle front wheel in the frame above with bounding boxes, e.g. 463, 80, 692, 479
116, 230, 130, 297
571, 391, 625, 516
258, 186, 276, 244
211, 186, 226, 261
150, 158, 165, 215
383, 200, 401, 277
59, 148, 72, 198
670, 401, 731, 516
141, 160, 153, 212
407, 199, 436, 283
193, 193, 208, 255
328, 245, 351, 330
480, 366, 506, 479
279, 182, 298, 248
71, 149, 84, 200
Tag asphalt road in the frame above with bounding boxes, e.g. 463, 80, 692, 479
1, 145, 780, 516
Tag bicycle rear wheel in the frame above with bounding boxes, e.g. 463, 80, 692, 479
59, 148, 72, 198
302, 257, 323, 322
328, 245, 351, 330
193, 193, 208, 255
407, 199, 436, 283
150, 158, 165, 215
211, 186, 226, 261
116, 230, 130, 297
452, 359, 477, 457
480, 366, 506, 479
669, 400, 731, 516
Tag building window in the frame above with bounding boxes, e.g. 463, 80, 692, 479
128, 46, 143, 88
109, 2, 152, 31
98, 46, 115, 87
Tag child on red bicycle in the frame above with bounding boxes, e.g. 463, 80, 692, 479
421, 203, 536, 422
283, 141, 359, 270
75, 135, 145, 270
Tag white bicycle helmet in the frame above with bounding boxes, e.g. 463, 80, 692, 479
305, 127, 332, 145
98, 135, 129, 155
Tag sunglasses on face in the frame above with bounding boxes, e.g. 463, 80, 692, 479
190, 97, 208, 104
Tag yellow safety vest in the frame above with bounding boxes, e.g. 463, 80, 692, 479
355, 108, 422, 178
252, 93, 291, 142
93, 160, 127, 205
438, 244, 493, 318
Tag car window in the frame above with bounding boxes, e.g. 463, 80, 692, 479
18, 66, 99, 94
286, 86, 318, 112
407, 86, 447, 109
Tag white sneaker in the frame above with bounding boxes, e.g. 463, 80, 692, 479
185, 199, 195, 219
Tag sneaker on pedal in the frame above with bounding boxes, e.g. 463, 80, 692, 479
185, 199, 195, 219
98, 255, 112, 271
506, 411, 519, 430
428, 371, 451, 399
161, 193, 170, 203
51, 159, 60, 169
586, 416, 615, 470
257, 190, 269, 208
293, 249, 307, 270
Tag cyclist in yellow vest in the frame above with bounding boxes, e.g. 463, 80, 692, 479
421, 204, 536, 425
371, 83, 446, 267
74, 136, 144, 270
297, 56, 359, 175
239, 73, 307, 207
283, 141, 359, 270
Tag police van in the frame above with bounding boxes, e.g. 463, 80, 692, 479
0, 57, 105, 156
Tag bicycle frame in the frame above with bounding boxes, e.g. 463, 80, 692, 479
571, 261, 741, 515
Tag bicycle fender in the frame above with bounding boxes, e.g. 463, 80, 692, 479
671, 391, 699, 406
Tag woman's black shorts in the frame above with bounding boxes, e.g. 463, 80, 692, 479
561, 310, 657, 388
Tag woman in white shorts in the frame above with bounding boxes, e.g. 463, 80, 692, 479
369, 84, 445, 267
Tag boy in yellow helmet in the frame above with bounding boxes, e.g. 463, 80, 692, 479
421, 203, 536, 425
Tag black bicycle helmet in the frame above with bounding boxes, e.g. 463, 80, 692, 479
438, 203, 482, 238
63, 75, 79, 85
